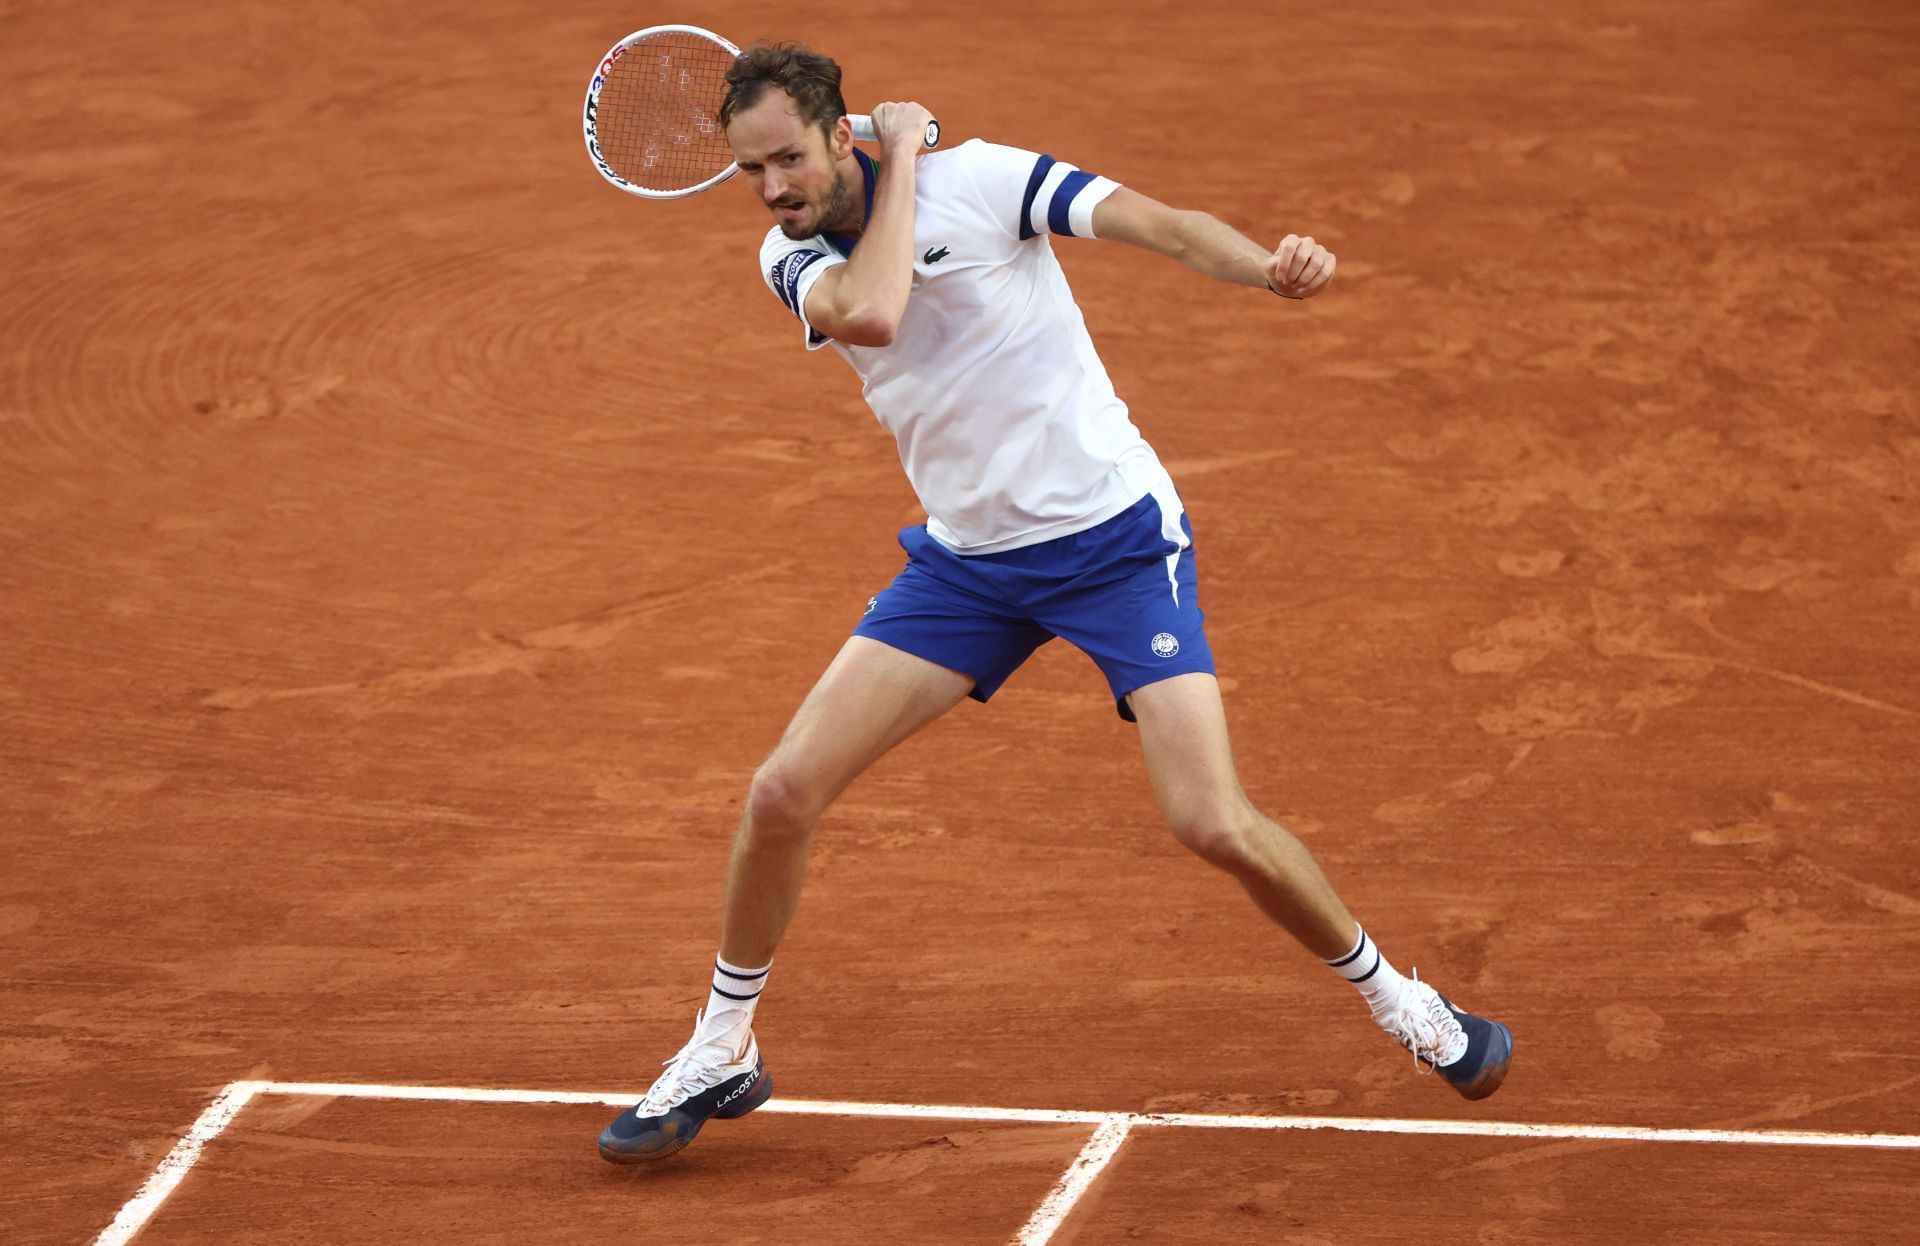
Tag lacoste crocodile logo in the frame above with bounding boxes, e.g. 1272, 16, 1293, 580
923, 246, 950, 264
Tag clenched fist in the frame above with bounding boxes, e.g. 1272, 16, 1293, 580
1266, 234, 1335, 299
868, 101, 936, 157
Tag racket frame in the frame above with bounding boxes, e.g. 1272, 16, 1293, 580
581, 25, 940, 200
583, 24, 744, 201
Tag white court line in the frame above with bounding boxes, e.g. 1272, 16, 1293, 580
93, 1080, 1920, 1246
252, 1082, 1920, 1149
1015, 1118, 1133, 1245
92, 1080, 262, 1246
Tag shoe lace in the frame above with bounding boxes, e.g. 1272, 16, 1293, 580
639, 1008, 748, 1114
1377, 970, 1468, 1074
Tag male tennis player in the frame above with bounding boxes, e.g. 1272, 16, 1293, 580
600, 43, 1512, 1162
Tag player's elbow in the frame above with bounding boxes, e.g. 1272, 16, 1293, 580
836, 309, 898, 348
1163, 210, 1212, 264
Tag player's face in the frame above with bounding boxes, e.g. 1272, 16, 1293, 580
726, 91, 853, 240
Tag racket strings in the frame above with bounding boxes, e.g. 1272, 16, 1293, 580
595, 32, 737, 191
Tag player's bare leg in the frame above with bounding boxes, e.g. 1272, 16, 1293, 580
1127, 672, 1513, 1099
601, 637, 974, 1161
720, 636, 975, 966
1127, 672, 1358, 958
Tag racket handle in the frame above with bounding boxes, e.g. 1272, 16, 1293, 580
848, 114, 942, 150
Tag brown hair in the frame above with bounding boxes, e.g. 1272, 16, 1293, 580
718, 42, 847, 142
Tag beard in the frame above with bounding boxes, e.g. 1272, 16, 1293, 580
777, 165, 853, 241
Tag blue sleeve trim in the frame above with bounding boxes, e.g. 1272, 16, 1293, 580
1018, 154, 1056, 240
1047, 169, 1096, 237
769, 249, 829, 317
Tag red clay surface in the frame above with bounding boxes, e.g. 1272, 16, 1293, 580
1066, 1127, 1920, 1243
139, 1098, 1089, 1244
4, 0, 1918, 1241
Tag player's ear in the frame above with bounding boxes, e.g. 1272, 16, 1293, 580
828, 114, 853, 160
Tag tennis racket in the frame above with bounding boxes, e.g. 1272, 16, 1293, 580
583, 25, 942, 200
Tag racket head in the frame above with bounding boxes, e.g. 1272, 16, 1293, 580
584, 24, 743, 200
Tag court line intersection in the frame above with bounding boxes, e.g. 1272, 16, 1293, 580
94, 1080, 1920, 1246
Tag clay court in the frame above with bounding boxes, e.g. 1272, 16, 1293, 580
6, 0, 1919, 1241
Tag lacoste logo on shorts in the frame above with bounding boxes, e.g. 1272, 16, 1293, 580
864, 595, 878, 616
1151, 632, 1180, 658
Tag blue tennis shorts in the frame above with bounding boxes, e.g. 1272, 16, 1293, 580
855, 489, 1215, 721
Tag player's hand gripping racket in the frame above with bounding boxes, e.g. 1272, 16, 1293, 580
583, 25, 941, 199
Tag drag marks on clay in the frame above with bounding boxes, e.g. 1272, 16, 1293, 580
1371, 772, 1498, 827
1711, 541, 1841, 597
1594, 1003, 1667, 1062
1438, 1068, 1920, 1186
0, 248, 374, 493
1496, 549, 1568, 579
1449, 602, 1584, 676
1716, 1071, 1920, 1137
459, 545, 593, 603
1317, 359, 1403, 382
201, 562, 795, 712
50, 769, 174, 836
1689, 822, 1777, 848
1205, 588, 1371, 639
1897, 540, 1920, 609
1142, 1087, 1344, 1116
1623, 646, 1916, 720
1450, 577, 1913, 746
587, 763, 752, 818
189, 372, 348, 427
1773, 853, 1920, 918
1386, 412, 1920, 736
1159, 447, 1297, 480
199, 635, 540, 712
1686, 820, 1920, 959
1474, 680, 1638, 741
765, 462, 904, 513
8, 197, 738, 534
233, 1088, 340, 1136
831, 805, 951, 852
0, 902, 41, 936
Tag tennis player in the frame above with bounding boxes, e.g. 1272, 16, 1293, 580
600, 43, 1512, 1162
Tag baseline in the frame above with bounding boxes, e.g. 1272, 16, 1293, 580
93, 1080, 1920, 1246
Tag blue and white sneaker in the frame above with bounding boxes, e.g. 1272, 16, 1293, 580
1374, 972, 1513, 1101
598, 1009, 774, 1163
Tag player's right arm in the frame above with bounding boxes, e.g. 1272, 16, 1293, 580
800, 102, 934, 347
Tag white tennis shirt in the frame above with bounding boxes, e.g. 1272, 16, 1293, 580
759, 139, 1175, 554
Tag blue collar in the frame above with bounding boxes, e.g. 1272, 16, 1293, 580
822, 148, 878, 257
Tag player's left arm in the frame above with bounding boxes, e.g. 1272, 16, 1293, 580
1090, 187, 1335, 300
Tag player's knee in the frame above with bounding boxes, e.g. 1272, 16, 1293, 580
745, 762, 823, 837
1166, 801, 1256, 872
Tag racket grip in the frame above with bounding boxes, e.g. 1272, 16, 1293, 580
848, 114, 942, 150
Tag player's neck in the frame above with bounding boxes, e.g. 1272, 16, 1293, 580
822, 150, 872, 236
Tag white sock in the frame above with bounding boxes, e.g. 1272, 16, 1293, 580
1324, 925, 1408, 1017
705, 955, 770, 1029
